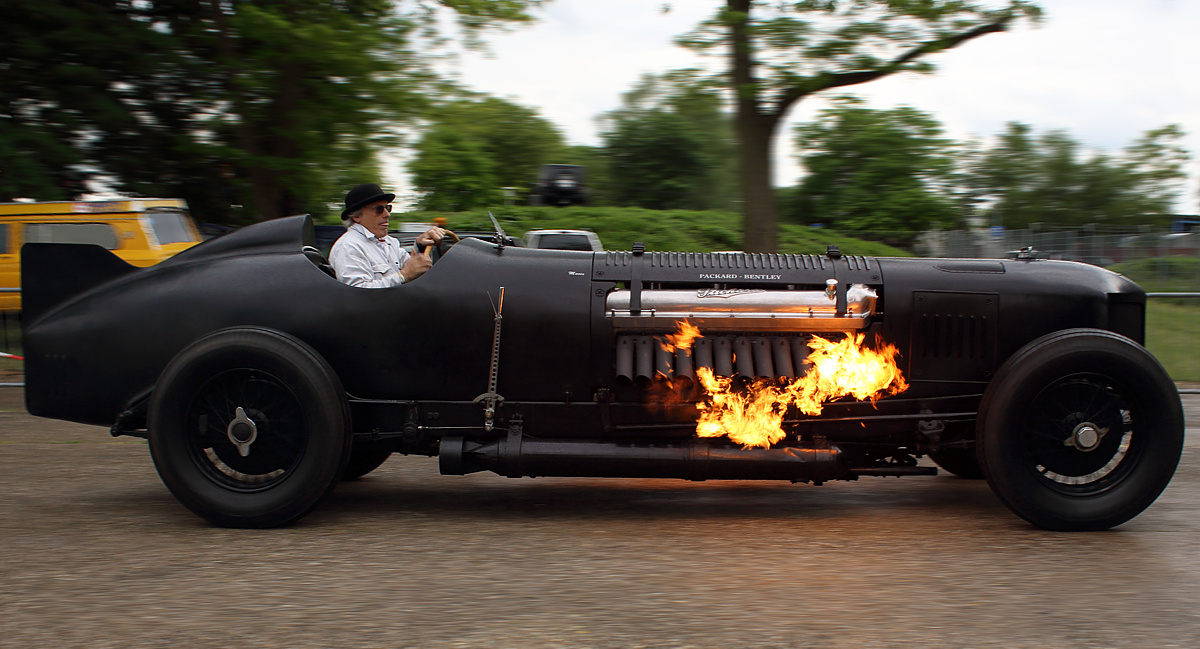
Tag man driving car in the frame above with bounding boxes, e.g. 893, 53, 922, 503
329, 183, 445, 288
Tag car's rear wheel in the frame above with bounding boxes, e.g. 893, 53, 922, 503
977, 328, 1183, 531
148, 328, 351, 528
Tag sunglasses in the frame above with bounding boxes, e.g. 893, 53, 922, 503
369, 204, 393, 215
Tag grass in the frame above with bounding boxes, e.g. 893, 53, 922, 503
1146, 299, 1200, 382
1108, 256, 1200, 381
1108, 256, 1200, 293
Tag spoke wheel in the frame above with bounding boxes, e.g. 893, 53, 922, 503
1020, 376, 1134, 489
186, 369, 307, 491
149, 328, 351, 528
978, 329, 1183, 531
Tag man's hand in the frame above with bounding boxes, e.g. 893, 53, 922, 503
401, 226, 446, 283
415, 227, 446, 250
400, 250, 432, 283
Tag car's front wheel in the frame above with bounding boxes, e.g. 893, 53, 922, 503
148, 328, 352, 528
977, 328, 1184, 531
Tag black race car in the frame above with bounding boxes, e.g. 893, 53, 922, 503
21, 215, 1184, 530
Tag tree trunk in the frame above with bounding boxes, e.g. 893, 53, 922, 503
738, 114, 777, 253
727, 0, 779, 253
245, 55, 305, 221
212, 0, 306, 222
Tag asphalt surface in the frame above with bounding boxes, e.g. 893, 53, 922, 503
2, 387, 1199, 649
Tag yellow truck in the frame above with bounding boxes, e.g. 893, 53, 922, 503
0, 198, 203, 311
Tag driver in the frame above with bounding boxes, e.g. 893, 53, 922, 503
329, 183, 445, 288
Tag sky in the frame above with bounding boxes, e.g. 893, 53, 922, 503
398, 0, 1200, 214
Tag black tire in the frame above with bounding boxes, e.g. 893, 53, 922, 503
929, 447, 984, 479
977, 328, 1184, 531
148, 328, 352, 528
342, 447, 392, 481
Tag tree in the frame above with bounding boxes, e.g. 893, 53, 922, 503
0, 1, 183, 201
599, 72, 737, 211
1, 0, 545, 222
965, 122, 1191, 228
786, 98, 958, 239
408, 96, 564, 210
678, 0, 1041, 252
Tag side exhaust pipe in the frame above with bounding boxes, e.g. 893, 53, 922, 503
616, 333, 822, 386
439, 434, 849, 484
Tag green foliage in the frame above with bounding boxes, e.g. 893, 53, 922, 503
1146, 300, 1200, 382
399, 205, 912, 257
681, 0, 1042, 81
0, 0, 182, 201
779, 102, 1193, 236
408, 96, 565, 210
407, 126, 500, 211
786, 98, 958, 238
599, 72, 738, 211
1109, 256, 1200, 291
0, 0, 543, 222
675, 0, 1041, 252
965, 123, 1191, 229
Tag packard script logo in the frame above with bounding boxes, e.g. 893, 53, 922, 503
696, 288, 767, 299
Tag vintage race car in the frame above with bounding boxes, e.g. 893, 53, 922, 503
22, 215, 1184, 530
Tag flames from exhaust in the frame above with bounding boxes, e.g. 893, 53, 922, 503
661, 321, 908, 449
661, 320, 701, 353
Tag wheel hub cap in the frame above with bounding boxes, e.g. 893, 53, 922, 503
1064, 421, 1107, 452
226, 406, 259, 457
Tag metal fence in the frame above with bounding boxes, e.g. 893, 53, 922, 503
911, 226, 1200, 290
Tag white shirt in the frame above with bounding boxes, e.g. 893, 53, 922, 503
329, 223, 412, 288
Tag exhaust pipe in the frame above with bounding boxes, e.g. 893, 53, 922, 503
752, 337, 775, 379
635, 336, 655, 387
617, 333, 822, 386
694, 338, 713, 374
440, 434, 848, 484
772, 337, 794, 379
733, 337, 755, 379
714, 336, 734, 377
655, 341, 673, 380
615, 336, 634, 386
674, 346, 694, 387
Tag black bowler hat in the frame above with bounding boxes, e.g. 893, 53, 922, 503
342, 183, 395, 219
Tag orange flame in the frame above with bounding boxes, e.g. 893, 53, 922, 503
695, 333, 908, 449
661, 320, 701, 352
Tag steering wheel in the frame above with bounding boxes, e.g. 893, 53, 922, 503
417, 229, 459, 264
